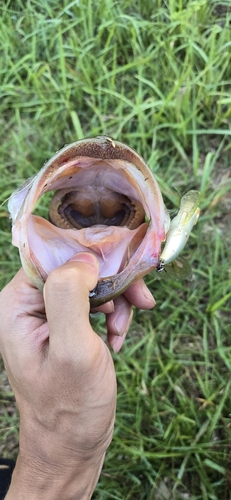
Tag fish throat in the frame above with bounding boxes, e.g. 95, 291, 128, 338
49, 186, 145, 230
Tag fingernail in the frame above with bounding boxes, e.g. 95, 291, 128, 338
142, 283, 156, 306
111, 332, 127, 353
114, 309, 133, 336
68, 252, 99, 268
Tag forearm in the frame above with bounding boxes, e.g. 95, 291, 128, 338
5, 451, 105, 500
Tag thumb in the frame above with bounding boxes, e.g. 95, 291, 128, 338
43, 253, 100, 357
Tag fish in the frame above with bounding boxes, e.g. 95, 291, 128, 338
8, 136, 199, 307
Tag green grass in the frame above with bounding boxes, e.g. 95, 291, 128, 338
0, 0, 231, 498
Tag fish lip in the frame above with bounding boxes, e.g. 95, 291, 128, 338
89, 225, 161, 307
8, 137, 168, 304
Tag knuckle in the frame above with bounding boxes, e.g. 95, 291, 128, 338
47, 264, 83, 292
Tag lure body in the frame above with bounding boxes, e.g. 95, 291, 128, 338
157, 190, 200, 272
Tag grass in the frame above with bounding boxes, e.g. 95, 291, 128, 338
0, 0, 231, 498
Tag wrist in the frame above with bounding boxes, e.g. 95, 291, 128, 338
5, 418, 109, 500
5, 449, 105, 500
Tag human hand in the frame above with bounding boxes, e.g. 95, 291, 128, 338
91, 263, 155, 353
0, 253, 155, 499
0, 254, 116, 499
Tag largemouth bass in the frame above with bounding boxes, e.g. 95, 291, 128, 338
8, 136, 200, 307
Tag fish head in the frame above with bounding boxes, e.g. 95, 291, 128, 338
8, 136, 170, 306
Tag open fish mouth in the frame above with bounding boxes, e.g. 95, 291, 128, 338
8, 136, 169, 307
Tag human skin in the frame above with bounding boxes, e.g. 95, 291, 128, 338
0, 253, 155, 499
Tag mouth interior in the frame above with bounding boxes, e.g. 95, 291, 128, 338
29, 159, 149, 280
